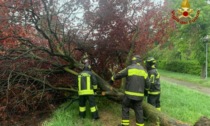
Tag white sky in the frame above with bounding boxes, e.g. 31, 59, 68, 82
153, 0, 164, 4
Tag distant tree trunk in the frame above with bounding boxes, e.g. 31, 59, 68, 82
201, 63, 206, 79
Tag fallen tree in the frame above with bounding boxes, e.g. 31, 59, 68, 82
194, 116, 210, 126
63, 67, 191, 126
0, 0, 193, 125
91, 72, 191, 126
142, 102, 189, 126
85, 72, 210, 126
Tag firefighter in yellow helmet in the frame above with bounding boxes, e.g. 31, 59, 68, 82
77, 63, 99, 120
109, 55, 150, 126
145, 57, 161, 111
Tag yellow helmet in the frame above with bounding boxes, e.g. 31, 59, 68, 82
146, 57, 156, 65
132, 55, 141, 62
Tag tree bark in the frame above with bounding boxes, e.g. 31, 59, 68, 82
194, 116, 210, 126
143, 102, 190, 126
94, 72, 191, 126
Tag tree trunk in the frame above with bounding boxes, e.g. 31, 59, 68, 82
143, 102, 190, 126
121, 28, 139, 90
194, 116, 210, 126
94, 72, 191, 126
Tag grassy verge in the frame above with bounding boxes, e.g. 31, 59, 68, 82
161, 80, 210, 124
158, 69, 210, 88
42, 81, 210, 126
41, 97, 122, 126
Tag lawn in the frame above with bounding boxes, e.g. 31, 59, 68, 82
161, 80, 210, 124
158, 69, 210, 88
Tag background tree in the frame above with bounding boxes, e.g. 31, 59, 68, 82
148, 0, 210, 78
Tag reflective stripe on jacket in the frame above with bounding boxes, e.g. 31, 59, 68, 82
148, 68, 160, 95
112, 63, 150, 100
78, 70, 97, 95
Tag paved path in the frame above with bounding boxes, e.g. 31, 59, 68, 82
161, 76, 210, 96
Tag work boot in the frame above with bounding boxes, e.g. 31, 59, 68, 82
93, 116, 100, 121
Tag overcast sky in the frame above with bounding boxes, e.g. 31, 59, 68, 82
153, 0, 164, 4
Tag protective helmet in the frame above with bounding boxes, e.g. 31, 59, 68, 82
83, 63, 91, 71
132, 55, 141, 63
146, 57, 156, 65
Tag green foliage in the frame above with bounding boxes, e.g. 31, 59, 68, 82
146, 45, 182, 61
158, 60, 210, 76
149, 0, 210, 69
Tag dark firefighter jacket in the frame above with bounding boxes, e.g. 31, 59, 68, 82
78, 70, 97, 95
147, 66, 160, 95
111, 63, 150, 100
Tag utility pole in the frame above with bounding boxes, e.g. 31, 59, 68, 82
204, 35, 209, 79
206, 41, 208, 79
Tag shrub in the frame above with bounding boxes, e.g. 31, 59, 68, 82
158, 60, 210, 77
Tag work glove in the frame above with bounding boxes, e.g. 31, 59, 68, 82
101, 91, 106, 96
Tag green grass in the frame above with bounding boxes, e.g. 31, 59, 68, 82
42, 97, 122, 126
158, 69, 210, 88
161, 80, 210, 124
41, 101, 103, 126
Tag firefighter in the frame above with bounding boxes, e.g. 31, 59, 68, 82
145, 57, 161, 111
109, 55, 150, 126
77, 63, 99, 120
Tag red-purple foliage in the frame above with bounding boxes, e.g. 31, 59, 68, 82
80, 0, 174, 78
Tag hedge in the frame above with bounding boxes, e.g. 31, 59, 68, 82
158, 60, 210, 77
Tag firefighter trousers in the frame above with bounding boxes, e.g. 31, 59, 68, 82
121, 96, 144, 126
79, 95, 99, 119
147, 94, 160, 110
